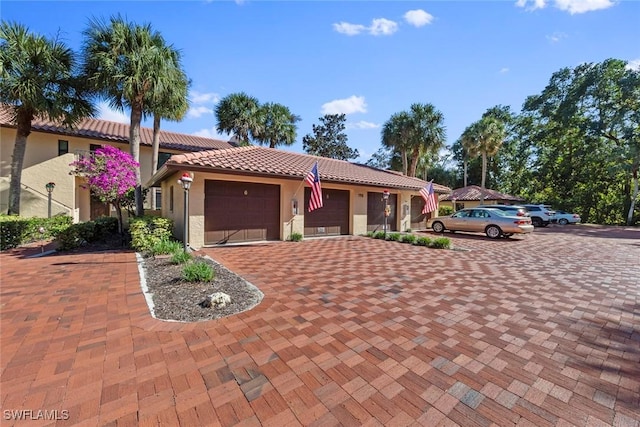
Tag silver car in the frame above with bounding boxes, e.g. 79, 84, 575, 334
428, 207, 534, 239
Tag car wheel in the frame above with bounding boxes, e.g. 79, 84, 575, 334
486, 225, 502, 239
432, 221, 445, 233
531, 217, 543, 227
558, 218, 568, 225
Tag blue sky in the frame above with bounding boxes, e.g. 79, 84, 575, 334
3, 0, 639, 163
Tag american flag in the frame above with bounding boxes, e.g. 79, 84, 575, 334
306, 162, 323, 212
420, 180, 437, 214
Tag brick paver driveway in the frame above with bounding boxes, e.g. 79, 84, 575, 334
1, 225, 638, 426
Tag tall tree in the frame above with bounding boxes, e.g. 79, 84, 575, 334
381, 111, 411, 175
302, 114, 359, 160
253, 102, 300, 148
82, 15, 176, 216
214, 92, 260, 145
0, 21, 94, 215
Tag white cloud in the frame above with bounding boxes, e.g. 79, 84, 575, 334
187, 106, 214, 119
333, 22, 366, 36
321, 96, 367, 115
404, 10, 434, 27
192, 127, 230, 140
347, 121, 380, 130
190, 90, 220, 105
546, 31, 568, 43
516, 0, 615, 14
369, 18, 398, 36
500, 67, 510, 74
97, 102, 129, 123
626, 59, 640, 71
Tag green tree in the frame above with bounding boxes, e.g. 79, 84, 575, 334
302, 114, 359, 160
82, 15, 178, 216
214, 92, 260, 145
381, 111, 412, 175
0, 21, 94, 215
253, 102, 300, 148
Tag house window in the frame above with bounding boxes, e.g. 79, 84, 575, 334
169, 186, 174, 212
157, 152, 172, 170
58, 140, 69, 156
155, 188, 162, 210
89, 144, 102, 152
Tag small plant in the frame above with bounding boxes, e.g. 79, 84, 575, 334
171, 250, 192, 264
288, 232, 303, 242
400, 234, 416, 244
365, 231, 374, 238
386, 232, 401, 241
151, 238, 182, 256
415, 236, 431, 247
373, 231, 386, 239
405, 228, 412, 233
430, 237, 451, 249
182, 260, 215, 282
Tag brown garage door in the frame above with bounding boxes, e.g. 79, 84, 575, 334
205, 180, 280, 244
410, 195, 435, 230
304, 188, 349, 237
367, 192, 397, 232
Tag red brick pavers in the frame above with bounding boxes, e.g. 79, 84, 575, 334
1, 225, 638, 426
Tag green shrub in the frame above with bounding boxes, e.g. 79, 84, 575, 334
415, 237, 431, 247
1, 215, 73, 251
430, 237, 451, 249
182, 260, 214, 282
54, 216, 120, 251
373, 231, 386, 239
171, 250, 192, 264
439, 206, 454, 216
365, 231, 374, 238
386, 232, 401, 241
151, 238, 182, 256
400, 234, 416, 244
129, 216, 173, 252
288, 232, 303, 242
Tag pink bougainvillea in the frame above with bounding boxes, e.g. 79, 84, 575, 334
70, 145, 139, 232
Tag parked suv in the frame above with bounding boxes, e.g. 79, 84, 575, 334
481, 205, 530, 217
522, 204, 556, 227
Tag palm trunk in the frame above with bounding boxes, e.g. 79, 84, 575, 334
480, 152, 487, 205
463, 158, 468, 187
130, 106, 144, 217
627, 164, 638, 225
7, 113, 32, 215
152, 114, 161, 175
401, 149, 408, 176
408, 147, 420, 177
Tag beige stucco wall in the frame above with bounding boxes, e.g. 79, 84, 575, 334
440, 199, 505, 210
1, 126, 185, 218
160, 169, 426, 249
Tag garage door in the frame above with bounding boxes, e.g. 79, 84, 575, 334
204, 180, 280, 244
367, 192, 397, 232
304, 188, 349, 237
410, 195, 434, 230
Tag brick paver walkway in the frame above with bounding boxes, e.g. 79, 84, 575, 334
1, 225, 638, 426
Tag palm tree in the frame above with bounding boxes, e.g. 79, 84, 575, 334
81, 15, 179, 216
0, 21, 94, 215
405, 103, 446, 178
215, 92, 261, 145
146, 47, 190, 174
252, 103, 300, 148
461, 116, 506, 204
381, 111, 411, 175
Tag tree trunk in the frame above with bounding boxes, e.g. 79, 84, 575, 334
480, 152, 487, 205
463, 159, 468, 187
627, 164, 638, 225
130, 106, 144, 217
7, 112, 33, 215
401, 149, 408, 176
408, 147, 420, 178
152, 114, 161, 175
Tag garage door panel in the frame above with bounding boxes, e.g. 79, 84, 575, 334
205, 180, 280, 244
367, 192, 397, 232
304, 188, 349, 237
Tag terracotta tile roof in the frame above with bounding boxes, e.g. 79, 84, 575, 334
439, 185, 524, 202
0, 105, 235, 152
158, 146, 451, 192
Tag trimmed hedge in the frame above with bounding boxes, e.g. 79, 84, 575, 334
55, 216, 119, 251
129, 216, 173, 253
0, 215, 72, 251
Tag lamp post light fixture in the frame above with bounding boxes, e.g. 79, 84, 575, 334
452, 197, 457, 212
177, 173, 193, 252
45, 182, 55, 218
382, 189, 390, 239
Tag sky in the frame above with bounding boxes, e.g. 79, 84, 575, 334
2, 0, 639, 164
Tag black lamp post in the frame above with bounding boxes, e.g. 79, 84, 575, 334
177, 173, 193, 252
382, 189, 390, 238
45, 182, 55, 218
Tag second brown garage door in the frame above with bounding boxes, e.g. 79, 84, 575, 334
204, 180, 280, 244
304, 188, 349, 237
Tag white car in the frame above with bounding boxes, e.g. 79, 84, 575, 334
555, 210, 581, 225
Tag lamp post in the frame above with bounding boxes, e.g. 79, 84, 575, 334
177, 173, 193, 252
45, 182, 55, 218
452, 197, 457, 213
382, 189, 390, 239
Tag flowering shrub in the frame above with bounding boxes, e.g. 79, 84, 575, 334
70, 146, 139, 233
